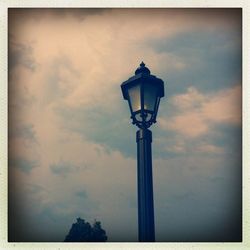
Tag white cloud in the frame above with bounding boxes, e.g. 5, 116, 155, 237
202, 85, 242, 124
172, 87, 208, 110
159, 84, 241, 138
159, 111, 209, 138
198, 144, 225, 154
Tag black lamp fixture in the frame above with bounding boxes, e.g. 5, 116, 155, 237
121, 62, 164, 129
121, 62, 165, 242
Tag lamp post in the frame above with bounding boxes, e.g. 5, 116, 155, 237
121, 62, 165, 242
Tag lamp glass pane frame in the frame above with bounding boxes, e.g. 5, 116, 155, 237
126, 80, 161, 128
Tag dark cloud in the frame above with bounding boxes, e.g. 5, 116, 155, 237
75, 190, 88, 198
50, 162, 80, 176
9, 202, 78, 242
8, 8, 108, 25
42, 56, 80, 104
53, 8, 108, 21
27, 183, 47, 196
8, 82, 36, 115
8, 37, 37, 72
209, 123, 242, 150
8, 40, 37, 115
9, 185, 100, 242
149, 28, 242, 96
9, 123, 36, 141
153, 124, 241, 159
154, 156, 242, 241
56, 104, 137, 158
9, 157, 37, 173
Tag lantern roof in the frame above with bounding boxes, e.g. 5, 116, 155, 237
121, 62, 164, 100
135, 62, 151, 75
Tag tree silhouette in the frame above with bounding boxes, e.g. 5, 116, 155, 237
64, 217, 108, 242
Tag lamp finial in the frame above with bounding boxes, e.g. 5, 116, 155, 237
135, 61, 150, 75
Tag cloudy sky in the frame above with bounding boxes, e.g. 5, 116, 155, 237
8, 8, 242, 242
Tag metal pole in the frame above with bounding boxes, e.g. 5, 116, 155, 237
136, 128, 155, 242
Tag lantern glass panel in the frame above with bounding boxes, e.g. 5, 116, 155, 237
143, 83, 158, 112
145, 113, 152, 122
128, 84, 141, 113
135, 113, 143, 122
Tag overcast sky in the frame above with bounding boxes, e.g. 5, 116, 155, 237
8, 8, 242, 242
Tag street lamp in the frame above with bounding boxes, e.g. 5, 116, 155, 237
121, 62, 165, 242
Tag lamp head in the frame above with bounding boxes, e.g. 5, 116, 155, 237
121, 62, 165, 129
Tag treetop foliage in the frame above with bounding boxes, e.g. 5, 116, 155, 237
64, 217, 108, 242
